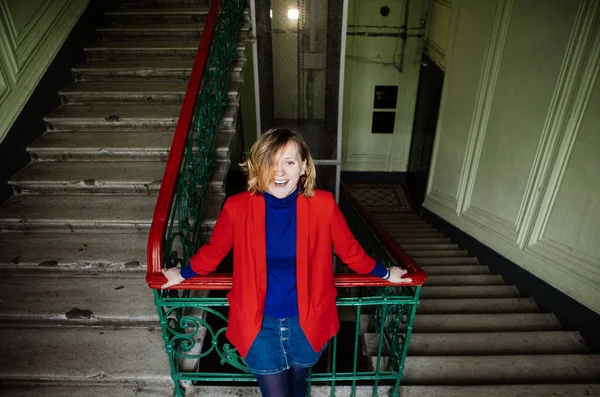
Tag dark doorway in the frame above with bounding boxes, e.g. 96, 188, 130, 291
406, 53, 444, 209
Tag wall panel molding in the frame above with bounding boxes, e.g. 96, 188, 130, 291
0, 1, 18, 80
530, 237, 600, 280
0, 63, 8, 101
425, 192, 600, 313
424, 0, 463, 205
456, 0, 513, 215
7, 1, 48, 46
425, 0, 453, 69
427, 189, 458, 213
516, 0, 600, 249
424, 0, 600, 314
12, 1, 64, 74
462, 206, 517, 245
0, 0, 88, 142
525, 2, 600, 282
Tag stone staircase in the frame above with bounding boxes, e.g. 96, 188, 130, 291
357, 210, 600, 396
0, 0, 247, 395
1, 1, 599, 395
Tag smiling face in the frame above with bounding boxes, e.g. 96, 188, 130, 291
266, 142, 307, 199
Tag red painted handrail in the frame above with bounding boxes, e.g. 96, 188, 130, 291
147, 186, 426, 289
340, 182, 428, 286
146, 0, 222, 287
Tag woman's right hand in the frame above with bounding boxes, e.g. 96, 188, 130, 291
161, 267, 185, 289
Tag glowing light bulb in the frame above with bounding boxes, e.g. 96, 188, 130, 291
288, 8, 299, 20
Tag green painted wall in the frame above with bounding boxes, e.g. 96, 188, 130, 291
341, 0, 426, 172
0, 0, 88, 143
424, 0, 600, 313
424, 0, 453, 70
5, 0, 47, 34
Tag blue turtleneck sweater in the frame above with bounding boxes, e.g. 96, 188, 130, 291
181, 189, 389, 317
263, 189, 300, 317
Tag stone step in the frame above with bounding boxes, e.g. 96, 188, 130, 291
60, 81, 186, 104
363, 331, 589, 356
342, 298, 539, 319
104, 7, 209, 24
424, 274, 504, 286
376, 220, 426, 226
419, 265, 491, 275
0, 274, 158, 325
58, 79, 242, 104
184, 385, 600, 397
0, 194, 222, 232
368, 206, 411, 211
394, 385, 600, 397
44, 103, 237, 131
0, 327, 172, 384
407, 250, 470, 258
1, 384, 174, 397
374, 213, 423, 219
118, 0, 209, 7
402, 243, 460, 251
0, 231, 147, 272
28, 130, 175, 161
387, 228, 439, 235
377, 355, 600, 384
361, 313, 561, 333
6, 384, 600, 397
371, 211, 420, 219
417, 298, 540, 313
118, 0, 210, 7
98, 22, 251, 40
417, 257, 480, 265
85, 39, 246, 60
9, 160, 228, 195
420, 285, 520, 299
396, 237, 451, 245
28, 130, 235, 161
0, 195, 156, 232
97, 23, 205, 39
10, 161, 165, 195
86, 39, 196, 60
380, 223, 429, 229
390, 231, 443, 239
71, 58, 246, 81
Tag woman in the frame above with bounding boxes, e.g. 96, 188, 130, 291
161, 128, 412, 397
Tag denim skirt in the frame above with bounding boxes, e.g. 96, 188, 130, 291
244, 315, 326, 375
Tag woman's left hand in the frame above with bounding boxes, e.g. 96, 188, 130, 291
387, 266, 412, 284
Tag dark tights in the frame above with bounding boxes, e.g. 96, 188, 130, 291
255, 366, 310, 397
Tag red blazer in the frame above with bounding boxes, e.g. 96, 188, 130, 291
189, 189, 376, 358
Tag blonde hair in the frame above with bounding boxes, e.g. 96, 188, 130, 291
240, 128, 316, 197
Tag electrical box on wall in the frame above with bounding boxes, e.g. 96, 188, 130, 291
374, 85, 398, 108
372, 86, 398, 133
372, 111, 396, 134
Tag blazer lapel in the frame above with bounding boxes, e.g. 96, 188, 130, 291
296, 194, 309, 321
252, 194, 267, 307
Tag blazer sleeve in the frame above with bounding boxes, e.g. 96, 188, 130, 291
188, 198, 234, 275
329, 195, 376, 274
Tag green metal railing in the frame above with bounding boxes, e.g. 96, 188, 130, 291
151, 183, 425, 397
163, 0, 244, 272
147, 1, 427, 395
